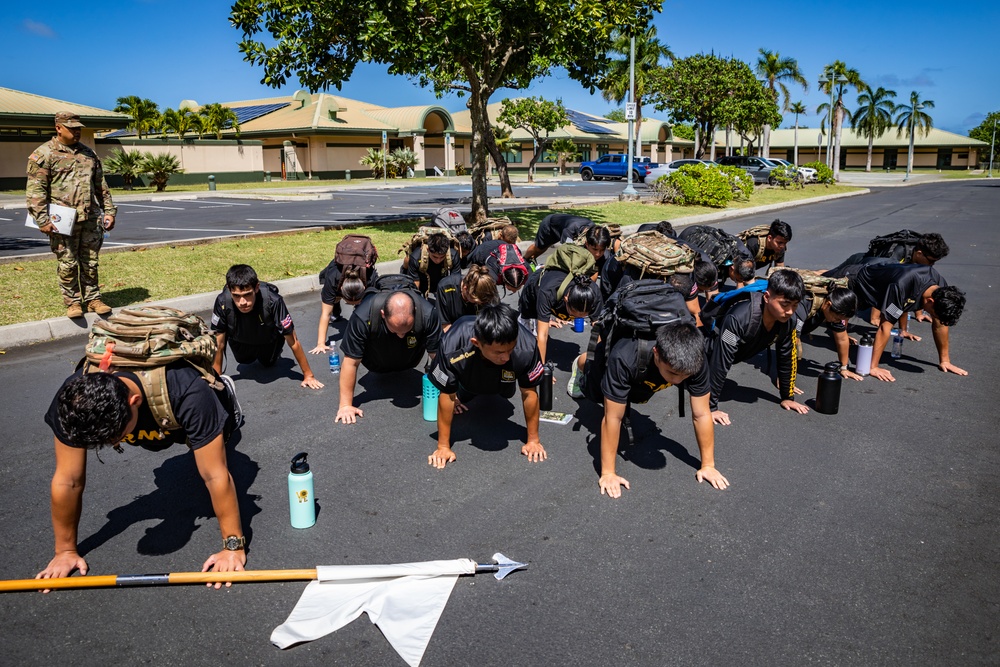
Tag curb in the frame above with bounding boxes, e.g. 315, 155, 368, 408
0, 187, 866, 350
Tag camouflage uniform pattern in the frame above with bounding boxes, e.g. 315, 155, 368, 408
26, 137, 117, 306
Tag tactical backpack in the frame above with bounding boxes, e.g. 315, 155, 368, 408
867, 229, 923, 262
614, 231, 697, 280
767, 267, 849, 319
219, 282, 280, 333
541, 243, 597, 300
679, 226, 742, 267
331, 234, 378, 287
430, 207, 468, 235
399, 226, 461, 277
738, 224, 772, 264
83, 306, 220, 430
467, 216, 517, 245
482, 242, 528, 288
361, 274, 425, 332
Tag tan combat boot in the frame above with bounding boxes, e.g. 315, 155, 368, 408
66, 303, 84, 319
86, 299, 112, 315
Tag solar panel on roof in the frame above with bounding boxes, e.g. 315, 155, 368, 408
565, 109, 618, 135
230, 102, 290, 124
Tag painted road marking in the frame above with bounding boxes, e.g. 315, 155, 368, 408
116, 203, 186, 210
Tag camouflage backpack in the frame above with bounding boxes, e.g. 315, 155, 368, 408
615, 231, 696, 279
738, 224, 773, 263
83, 306, 220, 430
398, 226, 460, 275
541, 243, 597, 300
467, 216, 517, 245
768, 267, 849, 318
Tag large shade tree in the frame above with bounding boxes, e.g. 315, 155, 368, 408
969, 111, 1000, 171
231, 0, 661, 223
598, 24, 673, 159
114, 96, 160, 139
497, 97, 569, 183
754, 48, 807, 158
895, 91, 935, 179
850, 86, 896, 172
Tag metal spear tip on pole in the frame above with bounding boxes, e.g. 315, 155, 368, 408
475, 552, 528, 580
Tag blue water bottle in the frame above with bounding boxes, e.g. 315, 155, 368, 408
328, 339, 341, 374
288, 452, 316, 529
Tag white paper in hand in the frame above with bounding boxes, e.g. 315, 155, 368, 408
25, 203, 76, 235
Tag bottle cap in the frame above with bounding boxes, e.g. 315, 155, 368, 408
290, 452, 310, 474
824, 361, 842, 374
860, 334, 874, 346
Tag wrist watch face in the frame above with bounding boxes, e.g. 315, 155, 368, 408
223, 535, 244, 551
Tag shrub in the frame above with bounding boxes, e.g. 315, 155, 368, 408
140, 152, 183, 192
718, 165, 754, 200
455, 163, 467, 176
770, 165, 804, 189
390, 148, 418, 177
803, 161, 834, 184
360, 148, 387, 179
104, 148, 145, 190
652, 163, 733, 208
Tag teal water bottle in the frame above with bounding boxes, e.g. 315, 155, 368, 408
287, 452, 316, 529
422, 374, 441, 422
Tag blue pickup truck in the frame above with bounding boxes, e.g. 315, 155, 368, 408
579, 154, 657, 182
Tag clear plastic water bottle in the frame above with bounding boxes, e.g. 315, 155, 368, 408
328, 339, 341, 374
890, 327, 903, 359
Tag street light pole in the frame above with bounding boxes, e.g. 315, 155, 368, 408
622, 31, 638, 198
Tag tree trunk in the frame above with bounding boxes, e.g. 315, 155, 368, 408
483, 134, 514, 198
793, 120, 799, 165
725, 125, 731, 157
709, 124, 716, 161
866, 135, 874, 172
467, 87, 492, 224
526, 141, 544, 184
694, 125, 701, 159
833, 105, 845, 181
762, 124, 771, 159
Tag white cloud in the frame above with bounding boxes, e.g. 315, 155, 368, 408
23, 19, 56, 38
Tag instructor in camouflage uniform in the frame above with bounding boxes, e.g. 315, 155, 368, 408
26, 111, 117, 319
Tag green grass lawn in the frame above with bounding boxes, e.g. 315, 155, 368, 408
0, 184, 860, 327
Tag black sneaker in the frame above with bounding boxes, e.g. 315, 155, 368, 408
219, 374, 244, 431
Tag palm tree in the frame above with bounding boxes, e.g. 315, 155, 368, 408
851, 86, 897, 172
390, 148, 418, 177
103, 148, 146, 190
895, 91, 935, 180
550, 138, 580, 175
788, 101, 807, 165
360, 148, 387, 179
599, 24, 674, 159
755, 49, 808, 158
818, 61, 866, 179
199, 103, 241, 140
114, 96, 160, 139
140, 152, 183, 192
160, 107, 201, 140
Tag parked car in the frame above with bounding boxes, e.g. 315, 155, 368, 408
579, 154, 658, 183
645, 159, 717, 182
715, 155, 784, 185
768, 158, 818, 182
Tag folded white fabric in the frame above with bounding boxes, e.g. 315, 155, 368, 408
271, 558, 477, 666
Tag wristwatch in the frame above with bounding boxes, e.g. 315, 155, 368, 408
223, 535, 246, 551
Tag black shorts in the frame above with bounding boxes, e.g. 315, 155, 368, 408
229, 337, 285, 367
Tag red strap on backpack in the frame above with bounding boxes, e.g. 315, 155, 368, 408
98, 341, 116, 372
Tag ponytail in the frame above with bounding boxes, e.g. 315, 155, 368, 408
340, 266, 367, 303
461, 265, 499, 306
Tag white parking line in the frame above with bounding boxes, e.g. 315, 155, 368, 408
116, 202, 186, 210
146, 227, 267, 232
196, 200, 254, 206
330, 192, 390, 197
245, 217, 359, 223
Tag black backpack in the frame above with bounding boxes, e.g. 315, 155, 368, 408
867, 229, 922, 262
361, 274, 424, 331
679, 225, 742, 267
220, 281, 280, 332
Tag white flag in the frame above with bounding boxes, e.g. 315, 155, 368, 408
271, 558, 477, 666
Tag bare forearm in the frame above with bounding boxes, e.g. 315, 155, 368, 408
437, 393, 456, 449
870, 322, 892, 368
50, 479, 84, 553
338, 359, 360, 409
287, 336, 315, 378
520, 388, 541, 443
205, 473, 243, 539
600, 415, 621, 476
932, 321, 951, 363
834, 330, 851, 367
213, 333, 226, 374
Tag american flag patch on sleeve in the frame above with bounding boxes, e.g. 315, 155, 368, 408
721, 329, 740, 347
280, 314, 293, 329
885, 304, 903, 320
527, 361, 544, 382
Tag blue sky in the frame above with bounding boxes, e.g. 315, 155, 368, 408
4, 0, 997, 134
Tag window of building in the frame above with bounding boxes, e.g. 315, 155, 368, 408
501, 147, 523, 164
597, 144, 610, 157
578, 145, 591, 162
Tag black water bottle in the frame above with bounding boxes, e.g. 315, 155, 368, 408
815, 361, 843, 415
538, 363, 553, 411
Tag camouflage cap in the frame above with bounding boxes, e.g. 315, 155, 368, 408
54, 112, 85, 128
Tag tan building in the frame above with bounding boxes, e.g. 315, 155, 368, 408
0, 87, 129, 190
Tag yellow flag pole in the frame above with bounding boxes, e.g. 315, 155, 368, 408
0, 569, 319, 593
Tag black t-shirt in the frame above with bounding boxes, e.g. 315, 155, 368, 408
593, 337, 710, 405
517, 268, 603, 323
402, 247, 462, 296
428, 316, 544, 396
535, 214, 593, 248
211, 284, 293, 346
796, 296, 847, 337
320, 262, 380, 306
850, 263, 946, 325
467, 240, 520, 284
339, 290, 441, 372
745, 235, 786, 269
435, 272, 480, 326
44, 363, 227, 451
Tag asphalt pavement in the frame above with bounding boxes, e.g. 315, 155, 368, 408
0, 180, 997, 666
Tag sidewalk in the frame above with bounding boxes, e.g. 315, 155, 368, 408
0, 187, 868, 350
